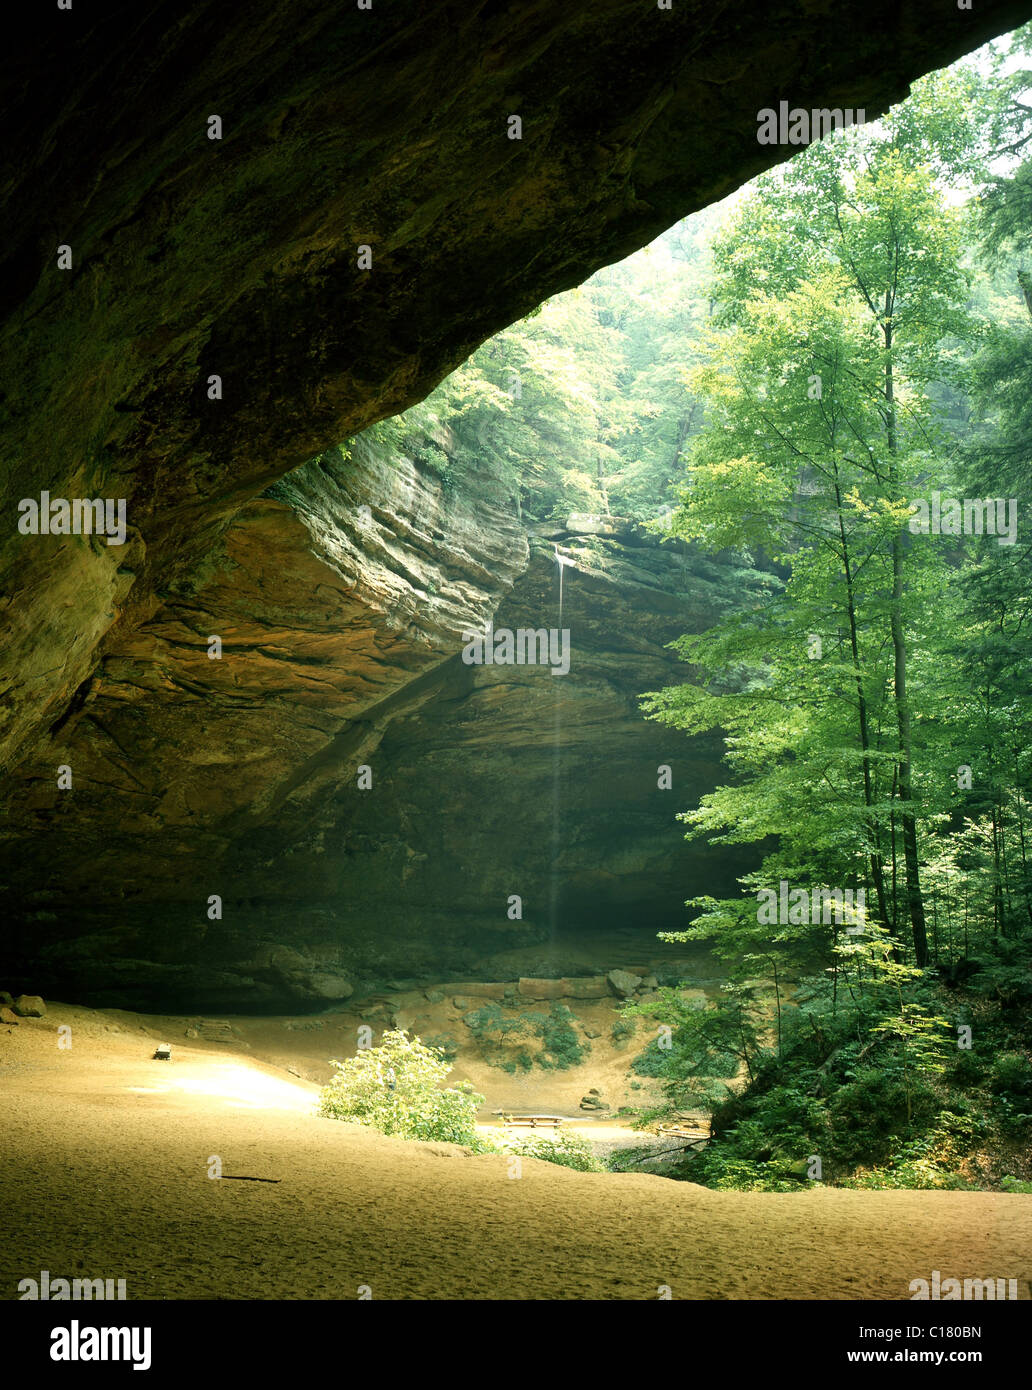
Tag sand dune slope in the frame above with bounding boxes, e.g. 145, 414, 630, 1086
1, 1007, 1029, 1301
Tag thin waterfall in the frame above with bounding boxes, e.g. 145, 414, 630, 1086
550, 547, 574, 936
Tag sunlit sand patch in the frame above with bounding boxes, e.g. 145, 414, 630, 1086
129, 1063, 316, 1112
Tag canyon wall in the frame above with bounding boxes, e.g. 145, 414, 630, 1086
2, 0, 1028, 1005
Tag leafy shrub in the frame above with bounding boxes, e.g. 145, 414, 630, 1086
319, 1030, 485, 1147
676, 1149, 805, 1192
827, 1066, 940, 1163
537, 1003, 589, 1069
631, 1038, 668, 1077
611, 1018, 636, 1043
463, 1003, 506, 1038
989, 1052, 1032, 1105
463, 1001, 584, 1070
497, 1130, 604, 1172
631, 1031, 739, 1080
839, 1112, 983, 1190
946, 1047, 984, 1085
1001, 1176, 1032, 1193
424, 1032, 459, 1063
498, 1050, 534, 1074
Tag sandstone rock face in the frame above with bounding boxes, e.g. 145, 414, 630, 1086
1, 3, 1026, 1007
2, 1, 1023, 779
0, 435, 751, 1007
519, 977, 610, 1001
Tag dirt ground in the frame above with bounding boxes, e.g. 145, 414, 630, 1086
1, 1002, 1030, 1301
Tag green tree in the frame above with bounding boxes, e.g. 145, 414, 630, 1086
319, 1030, 485, 1147
648, 109, 981, 967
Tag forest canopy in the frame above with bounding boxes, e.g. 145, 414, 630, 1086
355, 23, 1032, 1191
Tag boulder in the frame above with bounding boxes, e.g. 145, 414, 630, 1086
606, 970, 642, 999
0, 990, 13, 1006
253, 944, 309, 974
579, 1091, 609, 1111
424, 989, 445, 1004
1, 1006, 19, 1024
13, 994, 45, 1018
301, 972, 353, 1001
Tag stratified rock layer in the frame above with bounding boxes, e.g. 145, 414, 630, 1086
0, 437, 751, 1006
2, 2, 1029, 1004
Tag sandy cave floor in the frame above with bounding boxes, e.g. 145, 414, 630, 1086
1, 1003, 1030, 1301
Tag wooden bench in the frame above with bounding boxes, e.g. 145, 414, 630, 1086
494, 1112, 565, 1130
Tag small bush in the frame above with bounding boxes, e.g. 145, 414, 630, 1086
676, 1149, 804, 1192
463, 1003, 505, 1038
611, 1018, 636, 1043
839, 1112, 983, 1190
989, 1052, 1032, 1105
498, 1130, 604, 1172
424, 1032, 459, 1063
498, 1050, 534, 1074
319, 1030, 485, 1147
538, 1003, 589, 1069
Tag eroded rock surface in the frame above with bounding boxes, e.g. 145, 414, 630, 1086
2, 1, 1029, 1004
0, 435, 751, 1006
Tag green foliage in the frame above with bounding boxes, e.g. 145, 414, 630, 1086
463, 1003, 507, 1038
989, 1052, 1032, 1104
610, 1017, 636, 1043
498, 1050, 534, 1074
423, 1032, 459, 1063
462, 1001, 587, 1070
348, 208, 726, 523
674, 1149, 809, 1193
496, 1129, 605, 1172
840, 1113, 984, 1190
646, 938, 1032, 1191
537, 1003, 589, 1069
319, 1030, 486, 1148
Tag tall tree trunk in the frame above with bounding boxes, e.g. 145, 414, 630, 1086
834, 475, 890, 929
884, 305, 928, 966
1014, 772, 1032, 926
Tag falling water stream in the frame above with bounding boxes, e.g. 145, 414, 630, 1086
550, 547, 574, 938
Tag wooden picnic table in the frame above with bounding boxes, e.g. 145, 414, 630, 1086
493, 1112, 566, 1129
